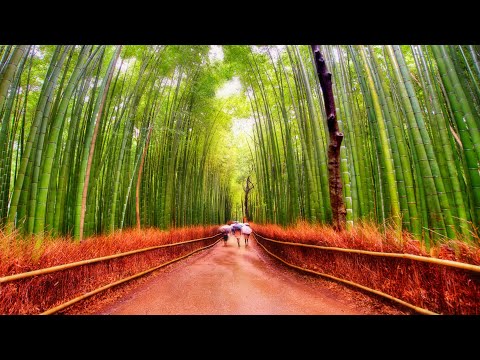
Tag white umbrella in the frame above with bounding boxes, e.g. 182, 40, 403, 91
241, 225, 252, 235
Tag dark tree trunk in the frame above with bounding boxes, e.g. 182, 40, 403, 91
311, 45, 346, 231
243, 175, 254, 222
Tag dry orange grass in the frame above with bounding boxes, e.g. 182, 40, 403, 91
0, 225, 219, 314
2, 221, 479, 315
252, 221, 480, 315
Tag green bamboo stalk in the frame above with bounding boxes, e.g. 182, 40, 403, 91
349, 45, 386, 224
33, 45, 91, 236
368, 46, 421, 236
343, 48, 370, 220
6, 46, 66, 234
447, 46, 480, 128
389, 45, 455, 242
0, 46, 28, 117
415, 45, 471, 240
432, 45, 480, 227
28, 47, 71, 237
469, 45, 480, 80
78, 46, 122, 240
0, 47, 29, 224
333, 46, 359, 224
296, 46, 329, 222
458, 46, 480, 101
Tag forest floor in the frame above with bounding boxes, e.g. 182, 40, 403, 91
65, 234, 413, 315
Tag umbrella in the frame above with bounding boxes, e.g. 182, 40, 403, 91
241, 224, 252, 235
231, 222, 243, 230
218, 224, 232, 233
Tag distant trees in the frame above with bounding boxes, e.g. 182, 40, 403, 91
0, 45, 233, 244
236, 45, 479, 247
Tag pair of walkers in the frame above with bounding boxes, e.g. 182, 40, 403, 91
231, 221, 252, 247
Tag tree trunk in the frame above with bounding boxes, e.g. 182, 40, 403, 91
243, 175, 254, 222
311, 45, 346, 231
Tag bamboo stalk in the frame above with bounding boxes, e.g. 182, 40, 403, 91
78, 46, 122, 241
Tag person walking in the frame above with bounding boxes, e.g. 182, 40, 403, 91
218, 224, 231, 246
241, 222, 252, 245
231, 221, 242, 247
221, 229, 229, 246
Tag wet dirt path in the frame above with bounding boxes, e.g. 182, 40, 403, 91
94, 234, 406, 315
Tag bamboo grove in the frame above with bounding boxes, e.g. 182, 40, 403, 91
228, 45, 480, 248
0, 45, 233, 243
1, 45, 479, 248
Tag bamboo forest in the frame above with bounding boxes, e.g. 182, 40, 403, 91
1, 45, 480, 316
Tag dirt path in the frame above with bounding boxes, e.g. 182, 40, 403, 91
93, 234, 409, 315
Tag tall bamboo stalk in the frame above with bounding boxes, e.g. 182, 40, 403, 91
75, 46, 121, 241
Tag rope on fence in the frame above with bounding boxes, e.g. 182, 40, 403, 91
0, 233, 222, 284
41, 237, 222, 315
252, 231, 480, 273
253, 232, 439, 315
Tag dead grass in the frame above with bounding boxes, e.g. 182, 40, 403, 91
2, 220, 479, 315
251, 220, 480, 315
0, 226, 218, 315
